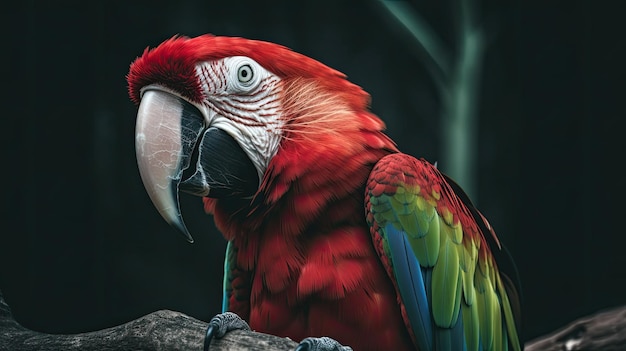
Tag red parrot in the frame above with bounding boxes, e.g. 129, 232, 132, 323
127, 34, 522, 351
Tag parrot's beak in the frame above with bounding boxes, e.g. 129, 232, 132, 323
135, 89, 258, 242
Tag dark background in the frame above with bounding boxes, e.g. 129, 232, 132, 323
1, 0, 624, 345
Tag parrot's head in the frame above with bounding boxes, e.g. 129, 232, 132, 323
127, 34, 386, 242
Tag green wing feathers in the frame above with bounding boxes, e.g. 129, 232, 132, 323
366, 153, 522, 351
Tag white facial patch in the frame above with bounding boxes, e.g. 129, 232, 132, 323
195, 56, 284, 183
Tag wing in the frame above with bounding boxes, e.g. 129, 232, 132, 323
222, 240, 252, 319
365, 153, 522, 351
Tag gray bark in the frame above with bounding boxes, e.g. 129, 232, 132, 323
525, 306, 626, 351
0, 289, 297, 351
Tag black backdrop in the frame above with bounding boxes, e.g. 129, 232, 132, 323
2, 0, 625, 344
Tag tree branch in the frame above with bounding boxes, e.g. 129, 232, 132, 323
0, 289, 297, 351
524, 305, 626, 351
2, 287, 626, 350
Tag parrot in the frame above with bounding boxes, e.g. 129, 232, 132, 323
127, 34, 523, 351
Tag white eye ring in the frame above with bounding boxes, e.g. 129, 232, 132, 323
237, 64, 254, 85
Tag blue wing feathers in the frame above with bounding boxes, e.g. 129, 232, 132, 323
385, 223, 434, 351
435, 307, 467, 351
386, 222, 469, 351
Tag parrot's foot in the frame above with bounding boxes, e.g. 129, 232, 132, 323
203, 312, 251, 351
295, 337, 353, 351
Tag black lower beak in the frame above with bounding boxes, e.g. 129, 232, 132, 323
135, 89, 258, 242
180, 127, 258, 198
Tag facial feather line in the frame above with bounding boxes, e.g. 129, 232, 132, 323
278, 77, 364, 143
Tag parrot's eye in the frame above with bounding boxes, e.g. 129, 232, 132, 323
225, 56, 264, 93
237, 64, 254, 85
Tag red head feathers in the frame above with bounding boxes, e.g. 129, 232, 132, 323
127, 34, 370, 109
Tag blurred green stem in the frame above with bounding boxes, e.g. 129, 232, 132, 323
378, 0, 485, 200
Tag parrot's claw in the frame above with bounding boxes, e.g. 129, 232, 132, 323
295, 337, 353, 351
203, 312, 251, 351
